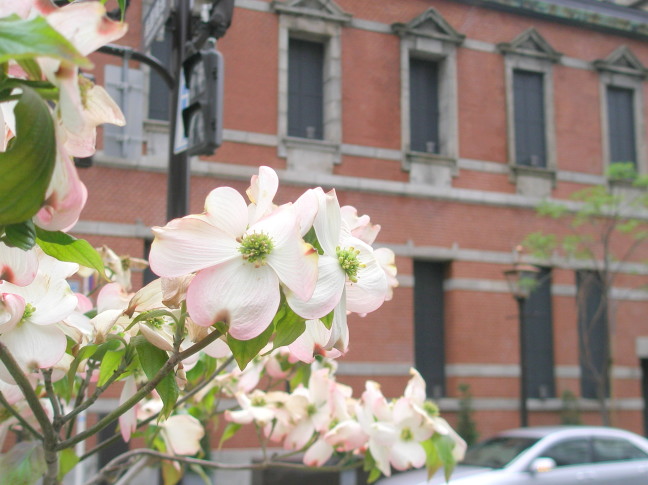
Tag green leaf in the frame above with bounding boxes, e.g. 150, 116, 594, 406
0, 441, 46, 485
218, 422, 241, 449
320, 309, 334, 330
118, 0, 128, 20
35, 228, 106, 277
67, 344, 98, 390
97, 349, 125, 386
227, 323, 274, 370
421, 437, 442, 480
432, 433, 458, 482
161, 460, 183, 485
289, 364, 311, 391
133, 336, 179, 420
273, 303, 306, 349
58, 449, 79, 481
16, 59, 42, 80
3, 220, 36, 250
126, 309, 179, 332
0, 15, 90, 67
0, 85, 55, 225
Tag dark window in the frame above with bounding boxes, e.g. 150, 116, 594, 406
576, 271, 609, 399
593, 438, 648, 462
97, 414, 129, 485
542, 439, 593, 467
143, 239, 156, 285
409, 58, 439, 153
288, 38, 324, 139
607, 86, 636, 166
513, 69, 546, 167
523, 267, 555, 398
148, 29, 172, 121
413, 261, 446, 397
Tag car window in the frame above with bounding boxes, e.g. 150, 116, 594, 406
460, 437, 539, 469
541, 438, 592, 467
592, 438, 648, 463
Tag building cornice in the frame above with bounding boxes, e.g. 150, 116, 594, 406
454, 0, 648, 39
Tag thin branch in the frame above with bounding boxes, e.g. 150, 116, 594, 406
85, 447, 363, 485
57, 329, 223, 451
0, 343, 59, 483
62, 358, 129, 425
79, 355, 235, 462
0, 391, 43, 440
42, 368, 63, 425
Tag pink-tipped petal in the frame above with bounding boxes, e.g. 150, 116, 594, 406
0, 244, 38, 286
286, 255, 345, 320
203, 187, 248, 237
150, 217, 238, 278
186, 259, 279, 340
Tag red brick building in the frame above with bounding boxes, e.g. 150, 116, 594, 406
80, 0, 648, 481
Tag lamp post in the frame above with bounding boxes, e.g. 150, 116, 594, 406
503, 254, 539, 428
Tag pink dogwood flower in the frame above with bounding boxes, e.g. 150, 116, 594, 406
149, 173, 319, 341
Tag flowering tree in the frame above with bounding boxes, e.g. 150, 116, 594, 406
0, 2, 465, 484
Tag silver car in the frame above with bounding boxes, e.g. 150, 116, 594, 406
376, 426, 648, 485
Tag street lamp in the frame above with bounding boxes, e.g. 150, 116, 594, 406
503, 251, 539, 428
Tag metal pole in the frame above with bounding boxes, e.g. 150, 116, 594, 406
167, 1, 190, 221
517, 296, 529, 427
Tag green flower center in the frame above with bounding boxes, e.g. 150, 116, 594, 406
336, 246, 364, 283
239, 233, 274, 265
306, 403, 318, 417
20, 303, 36, 325
400, 427, 413, 441
423, 400, 440, 417
251, 396, 267, 407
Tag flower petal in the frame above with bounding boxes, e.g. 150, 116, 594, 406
203, 187, 248, 237
0, 323, 66, 382
0, 243, 38, 286
258, 206, 318, 301
150, 217, 238, 278
186, 259, 280, 340
286, 255, 345, 320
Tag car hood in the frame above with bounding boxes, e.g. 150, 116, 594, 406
376, 465, 494, 485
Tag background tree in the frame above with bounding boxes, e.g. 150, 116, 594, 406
523, 163, 648, 425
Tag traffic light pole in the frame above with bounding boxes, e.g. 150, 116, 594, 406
166, 0, 190, 221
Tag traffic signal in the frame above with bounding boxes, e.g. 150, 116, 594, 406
181, 43, 223, 156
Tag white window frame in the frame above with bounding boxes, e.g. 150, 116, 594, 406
498, 28, 561, 196
392, 8, 463, 186
272, 0, 350, 173
595, 46, 647, 175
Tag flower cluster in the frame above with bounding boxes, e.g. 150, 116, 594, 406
149, 166, 398, 357
0, 2, 462, 484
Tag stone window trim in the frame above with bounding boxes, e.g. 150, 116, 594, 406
499, 28, 561, 196
595, 45, 647, 177
392, 7, 464, 187
272, 0, 350, 173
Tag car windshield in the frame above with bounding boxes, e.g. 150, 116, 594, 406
460, 436, 540, 469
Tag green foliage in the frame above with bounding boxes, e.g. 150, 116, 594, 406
456, 383, 479, 446
133, 336, 179, 420
35, 228, 107, 278
57, 449, 79, 481
0, 15, 90, 66
2, 220, 36, 249
227, 323, 274, 369
218, 422, 242, 449
0, 441, 46, 485
560, 389, 582, 425
272, 301, 306, 349
97, 348, 125, 386
0, 85, 56, 225
522, 232, 557, 260
422, 433, 458, 482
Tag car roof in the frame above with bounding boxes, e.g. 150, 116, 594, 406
495, 425, 641, 440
